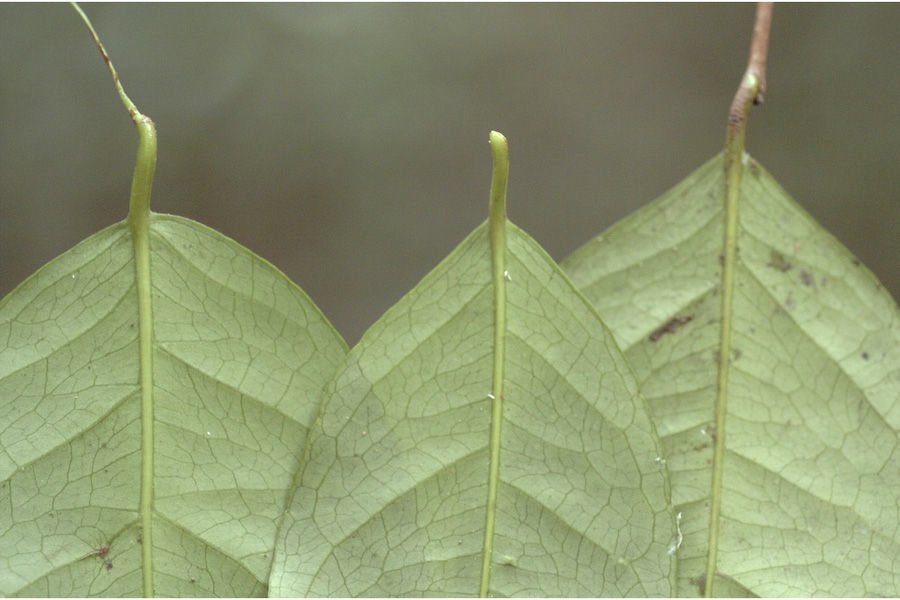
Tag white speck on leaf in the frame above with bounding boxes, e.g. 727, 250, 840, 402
668, 511, 683, 555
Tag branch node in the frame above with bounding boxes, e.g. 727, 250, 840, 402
725, 2, 773, 156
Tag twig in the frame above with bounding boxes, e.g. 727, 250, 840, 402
69, 2, 146, 124
726, 2, 773, 148
748, 3, 772, 105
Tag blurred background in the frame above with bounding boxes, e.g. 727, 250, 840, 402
2, 4, 897, 344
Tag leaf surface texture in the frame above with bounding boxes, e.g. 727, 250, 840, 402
0, 215, 347, 596
563, 154, 900, 596
270, 221, 675, 596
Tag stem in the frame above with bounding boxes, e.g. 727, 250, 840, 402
70, 4, 156, 596
725, 2, 772, 161
707, 3, 771, 597
479, 130, 509, 598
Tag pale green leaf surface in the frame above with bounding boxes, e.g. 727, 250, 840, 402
0, 214, 347, 596
269, 221, 675, 597
563, 154, 900, 596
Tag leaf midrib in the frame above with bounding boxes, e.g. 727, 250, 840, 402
479, 132, 509, 597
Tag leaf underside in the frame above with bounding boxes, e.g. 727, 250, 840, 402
0, 214, 347, 597
563, 153, 900, 597
269, 221, 675, 597
4, 150, 897, 599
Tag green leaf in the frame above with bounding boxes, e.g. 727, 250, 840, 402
269, 136, 675, 596
562, 153, 900, 596
0, 215, 347, 596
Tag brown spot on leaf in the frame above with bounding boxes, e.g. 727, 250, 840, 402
767, 250, 792, 272
649, 315, 694, 342
690, 574, 707, 596
800, 270, 813, 286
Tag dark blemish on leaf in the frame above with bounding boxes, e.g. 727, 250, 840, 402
105, 561, 113, 571
80, 544, 109, 561
649, 315, 694, 342
718, 254, 724, 265
851, 257, 861, 267
732, 348, 742, 361
767, 250, 792, 272
862, 352, 869, 360
800, 270, 813, 286
691, 574, 707, 596
692, 442, 710, 452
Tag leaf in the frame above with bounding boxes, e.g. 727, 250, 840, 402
269, 134, 675, 596
562, 153, 900, 596
0, 215, 348, 596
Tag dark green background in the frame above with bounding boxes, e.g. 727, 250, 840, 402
2, 4, 897, 344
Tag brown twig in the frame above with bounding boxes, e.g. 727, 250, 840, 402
727, 2, 773, 144
748, 3, 772, 105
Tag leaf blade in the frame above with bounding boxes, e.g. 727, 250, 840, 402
270, 220, 675, 596
563, 153, 900, 596
0, 214, 348, 596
